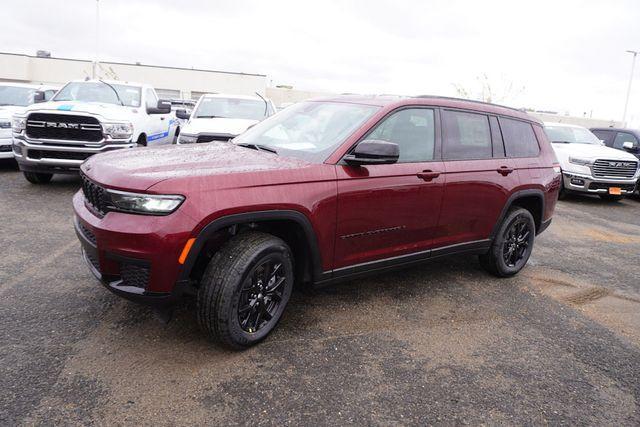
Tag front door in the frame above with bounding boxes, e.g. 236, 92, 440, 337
334, 107, 445, 270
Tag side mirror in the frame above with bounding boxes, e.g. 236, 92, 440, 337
147, 99, 172, 114
175, 109, 191, 120
344, 140, 399, 165
622, 141, 635, 150
33, 91, 46, 103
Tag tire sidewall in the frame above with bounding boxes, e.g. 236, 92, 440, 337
493, 209, 536, 276
226, 242, 294, 345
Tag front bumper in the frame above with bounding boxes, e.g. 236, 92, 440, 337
73, 191, 198, 306
562, 172, 638, 195
13, 137, 135, 174
0, 136, 13, 159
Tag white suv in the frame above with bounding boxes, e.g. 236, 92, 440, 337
544, 122, 640, 200
176, 93, 275, 144
0, 82, 58, 159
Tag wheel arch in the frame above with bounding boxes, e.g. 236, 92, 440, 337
178, 210, 324, 287
490, 189, 545, 239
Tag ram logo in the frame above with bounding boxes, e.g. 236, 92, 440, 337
45, 122, 79, 129
607, 161, 629, 167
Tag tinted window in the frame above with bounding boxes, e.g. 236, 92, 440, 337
499, 117, 540, 158
368, 108, 435, 162
613, 132, 639, 149
592, 129, 615, 146
442, 110, 491, 160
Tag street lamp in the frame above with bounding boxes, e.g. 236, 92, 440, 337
622, 50, 638, 126
92, 0, 100, 79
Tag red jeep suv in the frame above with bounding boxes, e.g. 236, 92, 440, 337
74, 95, 560, 348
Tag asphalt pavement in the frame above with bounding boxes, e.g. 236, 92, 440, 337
1, 159, 639, 425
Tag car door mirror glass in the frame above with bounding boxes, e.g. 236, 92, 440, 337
344, 139, 399, 165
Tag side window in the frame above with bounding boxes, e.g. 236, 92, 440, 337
145, 89, 158, 110
44, 90, 56, 101
367, 108, 435, 162
592, 130, 615, 146
613, 132, 638, 149
442, 110, 492, 160
499, 117, 540, 158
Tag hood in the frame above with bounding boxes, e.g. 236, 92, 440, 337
0, 105, 26, 119
182, 117, 258, 137
551, 142, 639, 163
81, 142, 312, 191
20, 100, 138, 122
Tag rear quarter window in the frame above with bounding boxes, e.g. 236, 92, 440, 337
499, 117, 540, 158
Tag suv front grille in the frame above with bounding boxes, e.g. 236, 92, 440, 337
26, 113, 103, 142
197, 135, 232, 143
592, 159, 638, 179
80, 173, 109, 215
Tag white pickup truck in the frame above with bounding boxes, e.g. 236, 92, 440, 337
0, 82, 58, 159
12, 79, 178, 184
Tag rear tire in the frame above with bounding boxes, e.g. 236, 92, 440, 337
137, 134, 147, 147
480, 207, 536, 277
23, 171, 53, 184
197, 231, 294, 349
599, 194, 624, 201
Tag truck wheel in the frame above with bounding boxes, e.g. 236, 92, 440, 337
23, 171, 53, 184
197, 231, 294, 349
599, 194, 624, 202
137, 134, 147, 147
479, 207, 535, 277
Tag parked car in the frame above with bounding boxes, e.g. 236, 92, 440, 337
175, 93, 276, 144
12, 79, 178, 184
0, 82, 58, 160
74, 95, 560, 348
590, 127, 640, 159
544, 122, 640, 200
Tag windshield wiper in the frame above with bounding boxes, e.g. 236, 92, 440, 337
236, 142, 278, 154
552, 140, 573, 144
196, 115, 225, 119
98, 80, 124, 106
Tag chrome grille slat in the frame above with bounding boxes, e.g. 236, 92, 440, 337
592, 159, 638, 179
26, 113, 103, 142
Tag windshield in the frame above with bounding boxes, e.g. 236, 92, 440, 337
545, 125, 603, 145
194, 97, 268, 120
233, 101, 380, 162
53, 82, 141, 107
0, 85, 35, 107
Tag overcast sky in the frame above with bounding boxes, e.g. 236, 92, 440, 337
3, 0, 640, 123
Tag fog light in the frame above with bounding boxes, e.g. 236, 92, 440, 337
570, 178, 585, 186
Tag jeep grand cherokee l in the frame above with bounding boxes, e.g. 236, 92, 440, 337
74, 95, 560, 348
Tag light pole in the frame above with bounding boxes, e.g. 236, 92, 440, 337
622, 50, 638, 126
92, 0, 100, 79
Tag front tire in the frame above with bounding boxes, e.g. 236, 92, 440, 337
23, 171, 53, 184
480, 208, 536, 277
197, 232, 294, 349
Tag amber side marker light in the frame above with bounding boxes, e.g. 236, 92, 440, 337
179, 238, 196, 264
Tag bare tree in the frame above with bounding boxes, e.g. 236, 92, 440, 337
453, 73, 525, 104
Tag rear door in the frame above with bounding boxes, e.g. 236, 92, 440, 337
334, 107, 445, 270
435, 109, 519, 249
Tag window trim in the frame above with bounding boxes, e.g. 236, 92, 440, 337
498, 116, 541, 159
339, 105, 441, 165
441, 108, 494, 162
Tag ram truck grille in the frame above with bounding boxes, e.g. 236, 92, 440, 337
26, 113, 103, 142
592, 159, 638, 179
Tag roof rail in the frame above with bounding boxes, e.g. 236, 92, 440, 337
413, 94, 525, 113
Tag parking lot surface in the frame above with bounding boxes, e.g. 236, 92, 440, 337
1, 160, 639, 425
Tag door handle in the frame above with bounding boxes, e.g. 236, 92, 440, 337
160, 117, 166, 120
417, 170, 440, 181
497, 166, 514, 176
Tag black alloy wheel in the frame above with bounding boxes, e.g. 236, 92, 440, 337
238, 258, 287, 334
502, 218, 531, 268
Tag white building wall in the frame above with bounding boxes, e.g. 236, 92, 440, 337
0, 52, 267, 99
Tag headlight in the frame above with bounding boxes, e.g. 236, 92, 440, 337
106, 189, 184, 215
103, 122, 133, 139
12, 116, 26, 133
178, 134, 197, 144
568, 157, 593, 166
